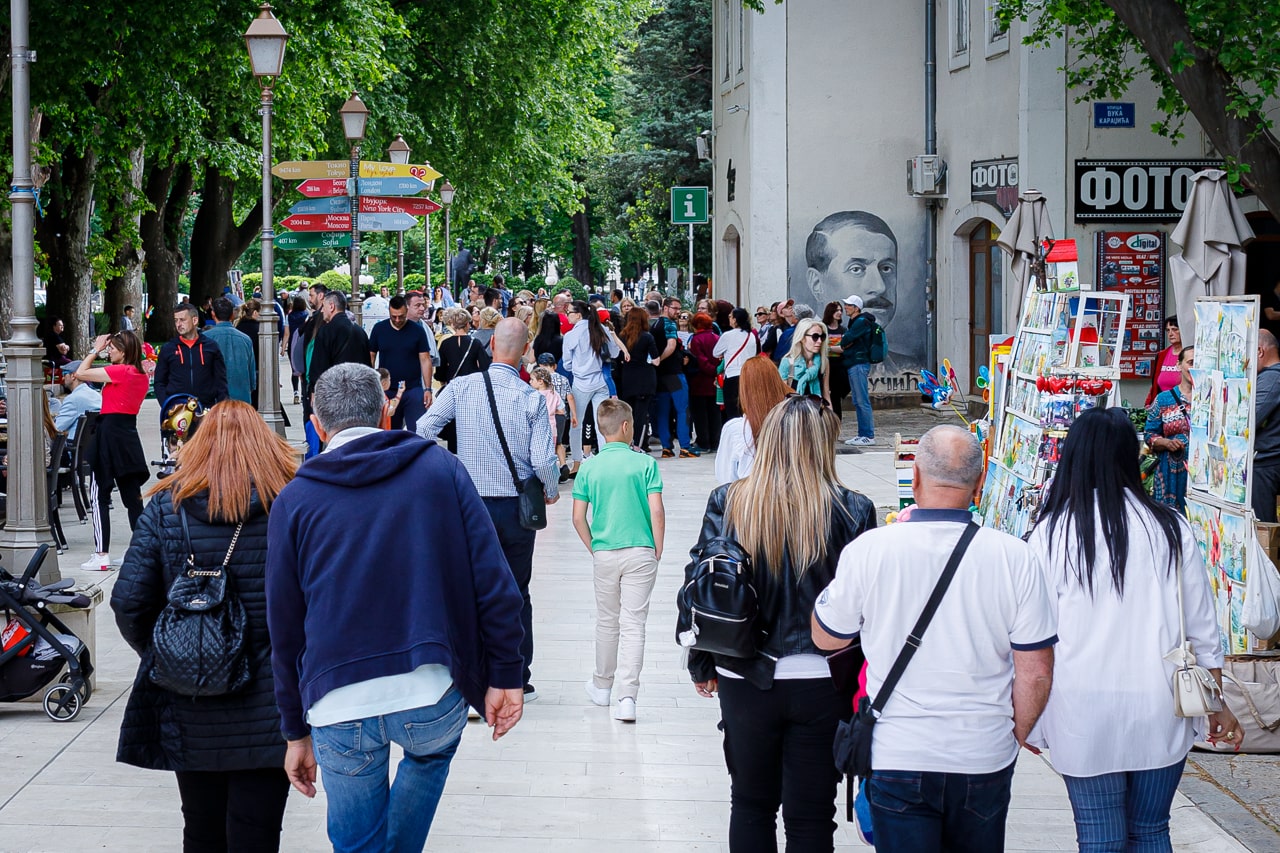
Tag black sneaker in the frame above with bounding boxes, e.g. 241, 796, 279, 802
559, 465, 571, 483
523, 684, 539, 702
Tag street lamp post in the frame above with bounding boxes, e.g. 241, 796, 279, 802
340, 93, 369, 321
387, 134, 410, 293
423, 163, 436, 299
244, 2, 288, 437
3, 0, 58, 581
440, 180, 455, 299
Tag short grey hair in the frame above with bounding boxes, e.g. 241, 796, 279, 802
645, 299, 661, 316
793, 303, 815, 321
312, 363, 385, 434
916, 425, 984, 489
324, 291, 348, 312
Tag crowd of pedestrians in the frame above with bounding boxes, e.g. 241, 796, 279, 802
41, 276, 1240, 853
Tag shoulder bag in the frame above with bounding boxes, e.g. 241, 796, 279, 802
482, 370, 548, 530
149, 509, 250, 697
1165, 547, 1224, 717
832, 521, 979, 780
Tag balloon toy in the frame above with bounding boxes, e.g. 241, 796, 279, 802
975, 366, 991, 402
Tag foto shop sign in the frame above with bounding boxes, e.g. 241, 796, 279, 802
1074, 159, 1220, 221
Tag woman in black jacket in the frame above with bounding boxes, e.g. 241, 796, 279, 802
111, 400, 298, 853
680, 394, 876, 852
614, 307, 660, 450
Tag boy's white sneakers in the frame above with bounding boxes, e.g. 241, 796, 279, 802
613, 697, 637, 723
584, 680, 611, 707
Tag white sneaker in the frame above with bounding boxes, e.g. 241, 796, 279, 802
80, 553, 110, 571
613, 697, 637, 722
585, 680, 611, 707
843, 436, 875, 446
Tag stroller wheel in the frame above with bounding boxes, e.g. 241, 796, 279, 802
60, 672, 92, 704
43, 683, 81, 722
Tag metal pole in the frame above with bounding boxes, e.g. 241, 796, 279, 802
424, 214, 431, 296
2, 0, 58, 582
444, 208, 453, 300
349, 142, 363, 324
396, 231, 404, 292
256, 86, 285, 436
687, 223, 695, 304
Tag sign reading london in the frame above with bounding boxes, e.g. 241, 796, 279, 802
1073, 159, 1221, 221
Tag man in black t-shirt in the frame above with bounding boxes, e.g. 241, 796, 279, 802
369, 296, 433, 430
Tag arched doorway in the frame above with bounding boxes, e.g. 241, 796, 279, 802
968, 221, 1004, 394
722, 225, 741, 306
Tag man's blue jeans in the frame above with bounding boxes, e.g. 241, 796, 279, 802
867, 761, 1015, 852
652, 375, 692, 450
847, 362, 874, 438
312, 688, 468, 853
1062, 758, 1186, 852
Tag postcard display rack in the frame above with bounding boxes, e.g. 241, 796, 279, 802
1182, 296, 1270, 656
980, 289, 1129, 539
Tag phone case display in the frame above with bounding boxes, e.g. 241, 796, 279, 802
1095, 231, 1167, 379
1187, 298, 1257, 506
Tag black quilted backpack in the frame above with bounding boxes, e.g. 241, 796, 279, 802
676, 536, 758, 658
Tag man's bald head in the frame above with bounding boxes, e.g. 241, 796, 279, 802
1261, 329, 1279, 355
914, 425, 984, 507
491, 318, 531, 365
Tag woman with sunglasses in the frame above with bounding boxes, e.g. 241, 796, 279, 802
822, 301, 850, 418
74, 331, 151, 571
683, 394, 876, 850
779, 318, 830, 404
687, 312, 723, 453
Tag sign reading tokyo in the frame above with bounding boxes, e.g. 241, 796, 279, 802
1073, 159, 1221, 221
970, 158, 1019, 217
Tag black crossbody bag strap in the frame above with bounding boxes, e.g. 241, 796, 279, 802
482, 370, 522, 492
870, 521, 979, 716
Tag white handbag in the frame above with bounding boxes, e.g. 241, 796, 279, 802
1165, 550, 1224, 718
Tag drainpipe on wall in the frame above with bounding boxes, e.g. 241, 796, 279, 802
924, 0, 939, 373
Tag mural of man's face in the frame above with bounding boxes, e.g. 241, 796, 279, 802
806, 225, 897, 327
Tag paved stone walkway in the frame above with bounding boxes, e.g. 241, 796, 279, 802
0, 391, 1257, 851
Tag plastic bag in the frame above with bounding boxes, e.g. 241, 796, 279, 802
1243, 536, 1280, 641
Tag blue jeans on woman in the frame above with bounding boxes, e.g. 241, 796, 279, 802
311, 688, 468, 853
1063, 758, 1186, 852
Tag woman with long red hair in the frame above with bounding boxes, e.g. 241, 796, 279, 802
111, 400, 298, 853
715, 355, 793, 485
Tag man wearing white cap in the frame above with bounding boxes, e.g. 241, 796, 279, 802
839, 294, 875, 445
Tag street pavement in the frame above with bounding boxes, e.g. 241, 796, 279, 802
0, 386, 1265, 851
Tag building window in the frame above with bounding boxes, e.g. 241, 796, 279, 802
949, 0, 970, 71
985, 1, 1010, 58
722, 0, 732, 84
737, 2, 745, 76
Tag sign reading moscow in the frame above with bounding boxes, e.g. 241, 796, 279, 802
1074, 159, 1221, 221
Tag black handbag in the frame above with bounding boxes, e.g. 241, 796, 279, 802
482, 370, 548, 530
148, 509, 250, 697
832, 522, 979, 781
676, 536, 758, 657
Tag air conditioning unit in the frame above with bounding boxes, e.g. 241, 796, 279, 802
907, 155, 947, 196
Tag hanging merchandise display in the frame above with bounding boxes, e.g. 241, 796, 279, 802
1095, 231, 1168, 380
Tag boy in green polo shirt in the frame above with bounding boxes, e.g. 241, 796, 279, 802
572, 399, 665, 723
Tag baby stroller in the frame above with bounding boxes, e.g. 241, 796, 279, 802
151, 394, 205, 478
0, 545, 94, 721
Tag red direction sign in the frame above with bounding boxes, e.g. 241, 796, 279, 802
358, 196, 442, 216
281, 213, 352, 232
296, 179, 350, 198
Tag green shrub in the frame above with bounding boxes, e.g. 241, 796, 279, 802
242, 272, 263, 292
315, 270, 351, 293
523, 275, 548, 295
403, 273, 427, 292
556, 276, 588, 302
178, 274, 190, 295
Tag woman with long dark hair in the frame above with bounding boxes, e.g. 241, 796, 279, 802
615, 307, 660, 450
1028, 407, 1241, 850
532, 310, 564, 366
563, 299, 619, 470
73, 331, 150, 571
286, 296, 308, 404
112, 401, 299, 852
822, 301, 850, 418
712, 308, 759, 421
682, 395, 876, 850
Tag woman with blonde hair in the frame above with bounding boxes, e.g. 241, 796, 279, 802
111, 400, 299, 852
714, 355, 792, 485
681, 395, 876, 850
473, 306, 502, 354
779, 317, 830, 402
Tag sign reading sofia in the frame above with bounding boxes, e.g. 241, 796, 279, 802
1074, 159, 1221, 221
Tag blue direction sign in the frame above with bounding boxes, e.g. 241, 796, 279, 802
358, 212, 418, 232
289, 196, 351, 215
357, 176, 430, 196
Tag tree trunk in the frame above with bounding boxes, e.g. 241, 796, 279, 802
572, 196, 592, 286
522, 234, 536, 278
1106, 0, 1280, 219
103, 145, 146, 333
34, 137, 98, 362
187, 165, 262, 306
140, 160, 193, 343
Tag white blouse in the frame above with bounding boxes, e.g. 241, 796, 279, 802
1026, 498, 1223, 777
715, 418, 755, 485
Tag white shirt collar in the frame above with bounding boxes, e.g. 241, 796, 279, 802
323, 425, 382, 453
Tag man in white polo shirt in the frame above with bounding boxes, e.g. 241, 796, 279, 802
812, 425, 1056, 851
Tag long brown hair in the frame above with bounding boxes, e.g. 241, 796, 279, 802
620, 305, 650, 349
148, 400, 297, 521
738, 355, 792, 440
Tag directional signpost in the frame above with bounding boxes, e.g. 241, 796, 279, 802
282, 213, 353, 232
359, 195, 441, 216
358, 161, 443, 182
289, 196, 350, 215
358, 212, 418, 232
671, 186, 709, 297
275, 232, 352, 250
296, 178, 351, 198
271, 160, 350, 179
357, 176, 430, 196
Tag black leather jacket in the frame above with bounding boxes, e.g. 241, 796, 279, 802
681, 484, 876, 688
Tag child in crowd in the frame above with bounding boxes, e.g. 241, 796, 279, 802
536, 353, 578, 481
376, 368, 404, 430
571, 399, 665, 723
530, 367, 567, 468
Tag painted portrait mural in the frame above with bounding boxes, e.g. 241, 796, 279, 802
793, 209, 925, 396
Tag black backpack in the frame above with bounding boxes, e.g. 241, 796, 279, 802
868, 317, 887, 364
676, 536, 759, 658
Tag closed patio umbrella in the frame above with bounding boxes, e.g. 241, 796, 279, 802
1169, 169, 1254, 341
996, 189, 1052, 311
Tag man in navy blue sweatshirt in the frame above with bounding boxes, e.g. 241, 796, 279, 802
266, 362, 525, 852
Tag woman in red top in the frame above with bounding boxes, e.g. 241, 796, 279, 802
1145, 317, 1183, 406
74, 331, 151, 571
